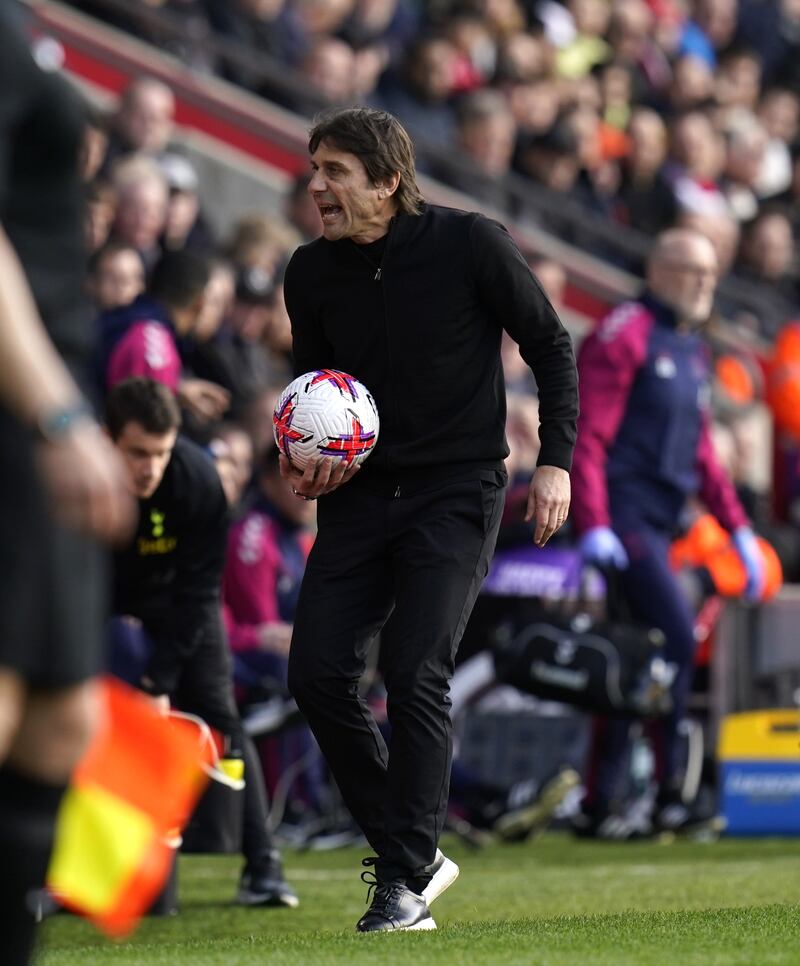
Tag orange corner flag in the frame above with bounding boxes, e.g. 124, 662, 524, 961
47, 677, 213, 937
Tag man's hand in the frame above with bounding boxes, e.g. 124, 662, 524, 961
177, 378, 230, 423
732, 526, 766, 602
525, 464, 571, 547
279, 453, 360, 500
36, 419, 136, 544
258, 622, 293, 656
579, 525, 629, 569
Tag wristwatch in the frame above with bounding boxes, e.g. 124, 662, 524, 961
36, 402, 93, 442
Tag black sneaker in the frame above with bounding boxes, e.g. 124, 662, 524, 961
494, 767, 581, 842
356, 880, 436, 932
571, 806, 650, 841
652, 796, 725, 839
237, 850, 299, 908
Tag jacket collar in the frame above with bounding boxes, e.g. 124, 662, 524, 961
640, 291, 680, 330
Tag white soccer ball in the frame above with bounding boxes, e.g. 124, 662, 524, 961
273, 369, 380, 472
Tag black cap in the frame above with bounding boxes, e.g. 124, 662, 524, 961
235, 266, 275, 304
523, 122, 579, 156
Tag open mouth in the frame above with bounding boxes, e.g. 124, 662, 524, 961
318, 203, 343, 224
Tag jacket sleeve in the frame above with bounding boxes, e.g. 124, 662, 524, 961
696, 413, 749, 532
222, 603, 262, 654
571, 303, 651, 535
143, 471, 229, 694
469, 216, 578, 471
284, 247, 334, 378
222, 515, 282, 654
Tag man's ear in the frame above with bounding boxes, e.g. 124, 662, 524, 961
377, 172, 401, 197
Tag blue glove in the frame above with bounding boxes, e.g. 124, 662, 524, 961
579, 526, 629, 569
732, 526, 765, 602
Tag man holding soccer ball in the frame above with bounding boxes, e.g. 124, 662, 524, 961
281, 107, 578, 932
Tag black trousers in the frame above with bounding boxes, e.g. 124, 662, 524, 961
288, 469, 505, 881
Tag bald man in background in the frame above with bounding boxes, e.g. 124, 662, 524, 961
570, 229, 764, 838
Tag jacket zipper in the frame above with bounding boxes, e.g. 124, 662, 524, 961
350, 220, 398, 470
351, 236, 387, 282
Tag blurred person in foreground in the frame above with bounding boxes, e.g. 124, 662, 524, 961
0, 8, 135, 963
571, 228, 765, 839
282, 107, 577, 931
105, 378, 298, 909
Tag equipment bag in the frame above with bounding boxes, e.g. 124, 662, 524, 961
492, 610, 674, 717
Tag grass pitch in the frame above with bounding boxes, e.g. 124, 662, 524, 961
38, 834, 800, 964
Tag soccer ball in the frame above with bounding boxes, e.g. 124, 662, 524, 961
273, 369, 380, 471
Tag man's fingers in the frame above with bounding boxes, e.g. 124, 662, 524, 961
532, 500, 570, 547
290, 455, 362, 499
329, 459, 360, 487
534, 505, 556, 547
302, 457, 322, 488
205, 384, 230, 405
278, 453, 293, 480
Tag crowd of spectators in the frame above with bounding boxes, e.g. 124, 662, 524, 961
67, 0, 800, 340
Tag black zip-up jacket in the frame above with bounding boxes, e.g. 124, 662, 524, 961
284, 204, 578, 481
113, 437, 229, 694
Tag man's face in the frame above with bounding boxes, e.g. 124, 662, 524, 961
649, 236, 719, 325
230, 299, 272, 342
90, 250, 145, 311
121, 87, 174, 154
114, 421, 178, 499
460, 114, 516, 177
115, 180, 168, 252
308, 141, 394, 243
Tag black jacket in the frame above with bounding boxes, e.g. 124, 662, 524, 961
284, 204, 578, 478
113, 437, 229, 693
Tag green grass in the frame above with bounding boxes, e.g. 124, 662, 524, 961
38, 835, 800, 964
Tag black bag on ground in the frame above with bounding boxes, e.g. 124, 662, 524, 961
492, 610, 673, 716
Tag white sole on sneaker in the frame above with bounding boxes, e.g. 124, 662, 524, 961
422, 850, 459, 905
357, 915, 438, 933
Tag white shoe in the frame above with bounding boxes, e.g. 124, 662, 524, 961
422, 849, 459, 905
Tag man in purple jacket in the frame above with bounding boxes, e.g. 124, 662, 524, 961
571, 228, 765, 838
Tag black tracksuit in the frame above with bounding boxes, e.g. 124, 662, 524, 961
284, 204, 578, 884
112, 437, 274, 864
